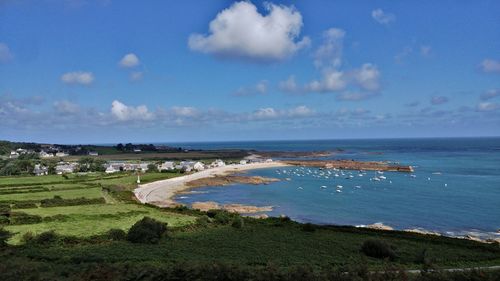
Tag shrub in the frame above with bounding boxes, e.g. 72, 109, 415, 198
0, 204, 10, 216
0, 215, 9, 225
360, 239, 397, 260
9, 212, 43, 225
195, 215, 211, 227
213, 211, 232, 225
231, 217, 244, 229
301, 223, 316, 232
40, 196, 105, 207
127, 217, 167, 244
32, 230, 58, 245
12, 202, 38, 209
0, 228, 12, 246
107, 229, 126, 241
20, 231, 34, 244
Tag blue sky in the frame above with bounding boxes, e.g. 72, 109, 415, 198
1, 0, 499, 143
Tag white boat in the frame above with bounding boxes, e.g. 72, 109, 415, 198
320, 185, 327, 188
336, 189, 342, 193
336, 185, 343, 188
410, 174, 416, 178
377, 171, 384, 175
379, 176, 386, 180
372, 177, 381, 181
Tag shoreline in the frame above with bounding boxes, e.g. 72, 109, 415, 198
133, 161, 291, 207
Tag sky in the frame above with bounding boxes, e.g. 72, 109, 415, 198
0, 0, 499, 144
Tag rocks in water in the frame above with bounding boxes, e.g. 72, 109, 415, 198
365, 223, 394, 231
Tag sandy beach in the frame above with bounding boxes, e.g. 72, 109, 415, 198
133, 161, 291, 207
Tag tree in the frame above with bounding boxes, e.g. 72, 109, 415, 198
127, 217, 167, 244
116, 143, 124, 151
147, 163, 158, 173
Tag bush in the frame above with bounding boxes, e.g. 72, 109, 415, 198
301, 223, 316, 232
0, 215, 9, 225
12, 202, 38, 209
0, 228, 12, 246
40, 196, 105, 207
213, 211, 232, 225
231, 217, 244, 229
20, 231, 34, 244
9, 212, 43, 225
0, 204, 10, 216
32, 230, 58, 245
127, 217, 167, 244
107, 229, 126, 241
360, 239, 397, 260
195, 215, 211, 227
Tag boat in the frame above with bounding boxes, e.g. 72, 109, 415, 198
379, 176, 386, 180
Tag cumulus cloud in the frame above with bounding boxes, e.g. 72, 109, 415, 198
279, 75, 299, 93
313, 28, 345, 68
119, 53, 140, 68
431, 96, 449, 105
170, 106, 199, 118
371, 8, 396, 25
353, 63, 381, 91
305, 70, 347, 92
110, 100, 154, 121
188, 1, 310, 62
480, 89, 500, 101
479, 59, 500, 73
250, 105, 314, 120
0, 42, 14, 63
61, 71, 95, 85
233, 80, 268, 96
54, 100, 80, 114
476, 102, 499, 112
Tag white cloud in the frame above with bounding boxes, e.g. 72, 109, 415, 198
480, 59, 500, 73
170, 106, 198, 118
314, 28, 345, 68
0, 42, 14, 63
353, 63, 380, 91
54, 100, 80, 114
252, 107, 279, 120
305, 70, 346, 92
110, 100, 153, 121
477, 102, 499, 112
119, 53, 140, 68
61, 71, 95, 85
188, 1, 310, 62
480, 89, 500, 101
279, 75, 299, 93
371, 8, 396, 25
336, 91, 377, 101
288, 105, 313, 117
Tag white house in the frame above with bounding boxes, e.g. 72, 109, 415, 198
55, 152, 69, 157
39, 151, 54, 158
159, 161, 175, 171
105, 165, 119, 174
33, 164, 48, 176
88, 151, 99, 156
239, 160, 248, 165
210, 159, 226, 168
9, 151, 19, 159
55, 163, 76, 174
193, 161, 205, 171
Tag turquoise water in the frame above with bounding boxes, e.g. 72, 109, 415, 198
171, 138, 500, 238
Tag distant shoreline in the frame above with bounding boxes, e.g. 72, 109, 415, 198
133, 161, 291, 207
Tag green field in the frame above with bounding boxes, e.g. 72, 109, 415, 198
0, 171, 500, 280
0, 172, 196, 244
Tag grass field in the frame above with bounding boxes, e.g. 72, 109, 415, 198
1, 171, 499, 277
5, 203, 196, 244
0, 172, 196, 244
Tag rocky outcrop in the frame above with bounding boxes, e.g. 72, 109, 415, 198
285, 160, 414, 173
186, 175, 280, 188
191, 201, 273, 214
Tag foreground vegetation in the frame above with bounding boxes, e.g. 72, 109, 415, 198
0, 172, 499, 280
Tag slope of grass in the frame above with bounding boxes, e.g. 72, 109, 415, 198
0, 187, 103, 202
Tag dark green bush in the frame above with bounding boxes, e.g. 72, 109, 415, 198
214, 211, 232, 225
9, 212, 42, 225
106, 229, 126, 241
32, 230, 58, 245
195, 215, 211, 227
0, 227, 12, 246
231, 217, 244, 228
40, 196, 105, 207
0, 204, 10, 215
127, 217, 167, 244
0, 215, 9, 225
301, 223, 316, 232
361, 239, 397, 260
12, 202, 38, 209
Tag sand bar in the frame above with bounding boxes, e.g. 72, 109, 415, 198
133, 161, 290, 207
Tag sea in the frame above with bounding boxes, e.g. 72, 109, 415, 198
164, 137, 500, 239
